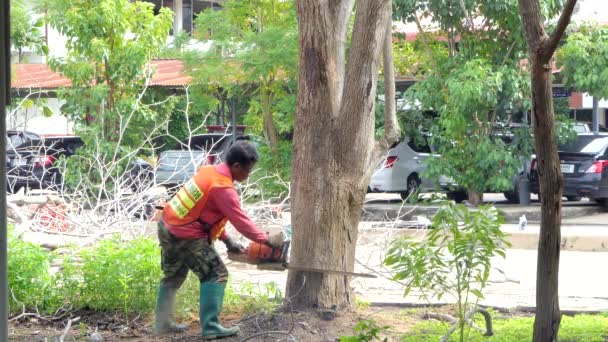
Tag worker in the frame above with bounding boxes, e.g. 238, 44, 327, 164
154, 140, 285, 339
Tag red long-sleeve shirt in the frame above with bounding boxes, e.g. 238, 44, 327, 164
162, 163, 268, 243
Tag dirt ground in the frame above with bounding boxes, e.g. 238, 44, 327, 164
8, 305, 422, 341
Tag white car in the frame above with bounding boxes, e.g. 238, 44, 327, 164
369, 136, 451, 200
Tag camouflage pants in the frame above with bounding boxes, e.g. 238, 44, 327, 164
158, 221, 228, 288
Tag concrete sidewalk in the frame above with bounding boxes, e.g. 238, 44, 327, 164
227, 229, 608, 312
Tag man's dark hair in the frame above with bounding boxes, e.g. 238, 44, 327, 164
226, 140, 259, 166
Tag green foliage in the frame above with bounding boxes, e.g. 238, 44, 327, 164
385, 202, 510, 341
558, 24, 608, 99
46, 0, 174, 145
7, 229, 60, 314
10, 1, 48, 62
409, 59, 531, 193
8, 230, 281, 319
401, 314, 608, 341
45, 0, 175, 195
247, 140, 292, 200
189, 0, 298, 152
62, 236, 162, 314
392, 0, 566, 195
224, 280, 283, 315
340, 319, 391, 342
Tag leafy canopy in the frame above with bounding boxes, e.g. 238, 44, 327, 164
392, 0, 567, 195
45, 0, 174, 194
558, 24, 608, 100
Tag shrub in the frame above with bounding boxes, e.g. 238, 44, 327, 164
7, 229, 60, 314
64, 236, 162, 314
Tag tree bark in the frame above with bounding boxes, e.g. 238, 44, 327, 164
287, 0, 396, 309
517, 0, 577, 340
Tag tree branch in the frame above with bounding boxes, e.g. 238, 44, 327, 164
542, 0, 578, 61
378, 6, 400, 155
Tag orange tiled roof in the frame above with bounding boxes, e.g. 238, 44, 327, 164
11, 59, 192, 90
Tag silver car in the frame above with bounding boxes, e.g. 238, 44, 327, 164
369, 136, 450, 200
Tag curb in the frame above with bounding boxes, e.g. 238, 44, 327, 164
359, 227, 608, 252
366, 302, 608, 314
361, 203, 605, 224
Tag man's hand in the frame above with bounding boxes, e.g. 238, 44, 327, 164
223, 236, 246, 254
265, 231, 285, 248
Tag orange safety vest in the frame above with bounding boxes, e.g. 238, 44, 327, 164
163, 165, 234, 241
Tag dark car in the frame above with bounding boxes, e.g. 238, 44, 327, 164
6, 135, 83, 193
6, 130, 41, 151
529, 133, 608, 207
6, 134, 155, 194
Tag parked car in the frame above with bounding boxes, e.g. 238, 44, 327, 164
573, 122, 608, 133
529, 133, 608, 207
6, 135, 83, 193
6, 133, 155, 194
6, 130, 40, 151
154, 128, 253, 194
368, 136, 455, 200
154, 150, 207, 195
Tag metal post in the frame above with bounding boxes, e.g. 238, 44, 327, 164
1, 0, 11, 339
593, 96, 599, 133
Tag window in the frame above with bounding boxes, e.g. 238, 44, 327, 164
407, 137, 431, 154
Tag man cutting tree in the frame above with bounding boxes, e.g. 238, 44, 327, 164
154, 140, 284, 339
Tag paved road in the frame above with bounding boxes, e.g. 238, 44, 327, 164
226, 211, 608, 311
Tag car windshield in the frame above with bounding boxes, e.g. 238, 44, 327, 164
559, 136, 608, 154
158, 151, 205, 169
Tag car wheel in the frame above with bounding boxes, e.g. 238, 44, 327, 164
400, 175, 421, 201
503, 191, 519, 204
447, 190, 468, 203
566, 196, 582, 202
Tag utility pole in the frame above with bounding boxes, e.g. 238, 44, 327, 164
592, 96, 599, 133
1, 0, 11, 340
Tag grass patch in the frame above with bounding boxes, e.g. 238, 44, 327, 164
401, 313, 608, 341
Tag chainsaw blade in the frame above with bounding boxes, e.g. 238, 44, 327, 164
285, 264, 377, 278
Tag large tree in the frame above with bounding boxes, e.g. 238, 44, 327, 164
286, 1, 399, 309
392, 0, 568, 205
191, 0, 298, 155
10, 1, 47, 63
46, 0, 173, 146
517, 0, 577, 340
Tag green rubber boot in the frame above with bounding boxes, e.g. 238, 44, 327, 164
154, 284, 189, 334
200, 282, 240, 340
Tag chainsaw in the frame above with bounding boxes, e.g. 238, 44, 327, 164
227, 239, 376, 279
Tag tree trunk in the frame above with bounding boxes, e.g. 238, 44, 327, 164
287, 0, 396, 309
261, 87, 280, 154
517, 1, 577, 340
467, 190, 483, 206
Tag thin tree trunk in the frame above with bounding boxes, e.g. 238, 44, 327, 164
287, 0, 395, 309
261, 87, 279, 154
382, 12, 398, 147
517, 0, 577, 340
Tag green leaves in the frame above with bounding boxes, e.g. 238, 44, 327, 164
385, 202, 509, 340
9, 1, 48, 62
385, 201, 509, 308
558, 24, 608, 100
189, 0, 298, 144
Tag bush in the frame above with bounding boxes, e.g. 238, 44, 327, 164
64, 236, 163, 314
7, 229, 60, 314
9, 231, 281, 320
